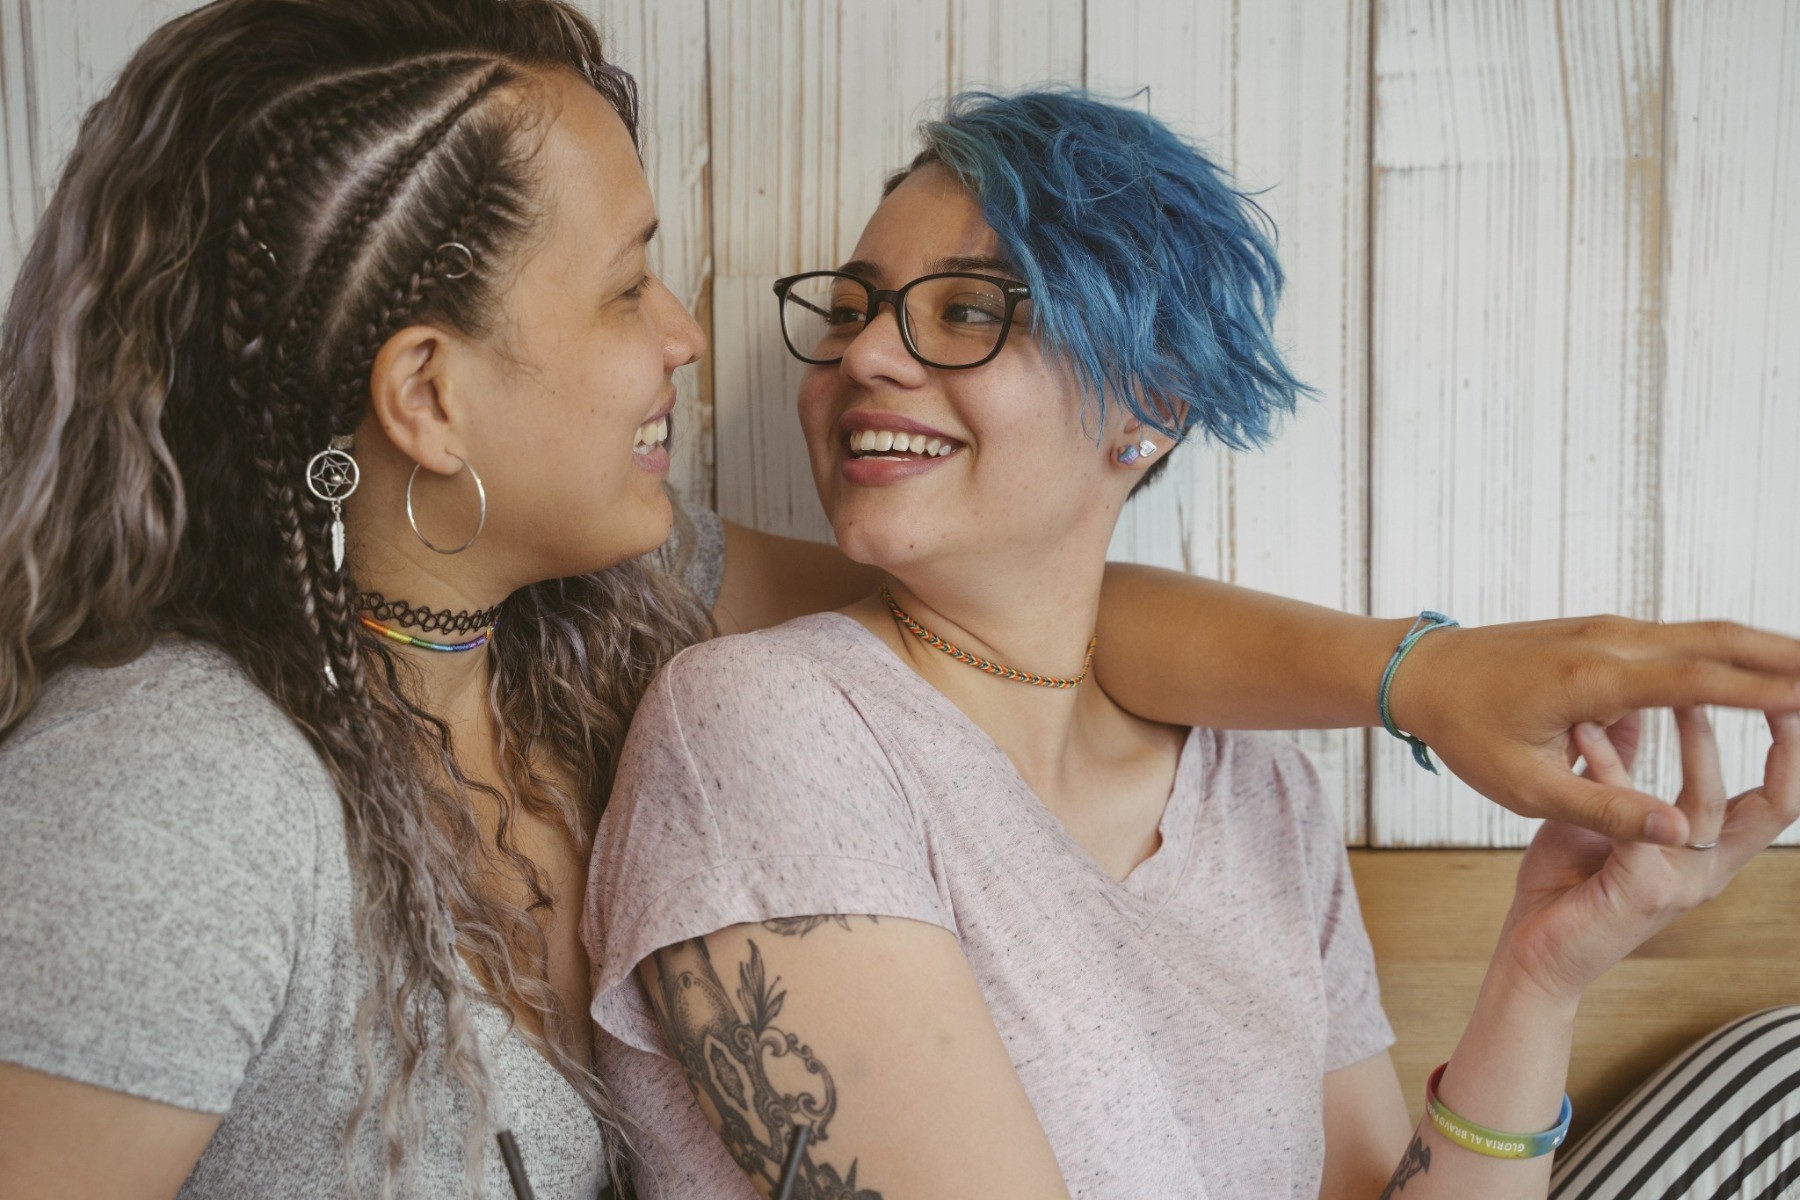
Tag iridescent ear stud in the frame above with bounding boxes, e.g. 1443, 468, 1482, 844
1117, 439, 1158, 466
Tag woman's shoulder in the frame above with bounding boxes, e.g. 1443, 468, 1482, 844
614, 614, 900, 804
0, 637, 345, 1116
1, 636, 338, 848
651, 613, 873, 709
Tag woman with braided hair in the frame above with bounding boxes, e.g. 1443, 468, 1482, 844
0, 2, 1796, 1199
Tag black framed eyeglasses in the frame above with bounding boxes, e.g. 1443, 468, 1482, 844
772, 270, 1031, 370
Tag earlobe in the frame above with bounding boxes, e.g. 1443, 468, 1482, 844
369, 325, 463, 473
1117, 439, 1160, 466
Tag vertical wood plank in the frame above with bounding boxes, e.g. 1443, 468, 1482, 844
586, 0, 715, 513
1, 0, 199, 290
948, 0, 1084, 89
1657, 0, 1800, 843
1085, 3, 1227, 579
708, 0, 1084, 542
1089, 0, 1373, 842
1369, 0, 1664, 846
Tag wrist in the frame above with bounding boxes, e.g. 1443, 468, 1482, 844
1479, 941, 1584, 1027
1435, 961, 1578, 1139
1381, 620, 1464, 746
1348, 615, 1428, 728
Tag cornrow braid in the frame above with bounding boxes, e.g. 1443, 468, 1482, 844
235, 62, 509, 706
264, 65, 506, 398
0, 2, 696, 1195
310, 232, 498, 681
219, 58, 495, 688
219, 53, 553, 1192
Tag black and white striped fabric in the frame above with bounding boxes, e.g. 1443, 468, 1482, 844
1551, 1006, 1800, 1200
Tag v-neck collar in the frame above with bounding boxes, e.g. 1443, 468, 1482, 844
813, 612, 1204, 924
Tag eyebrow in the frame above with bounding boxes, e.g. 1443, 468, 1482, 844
833, 254, 1022, 282
928, 254, 1020, 277
604, 218, 660, 278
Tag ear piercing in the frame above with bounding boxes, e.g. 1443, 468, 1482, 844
1117, 439, 1158, 466
305, 435, 360, 570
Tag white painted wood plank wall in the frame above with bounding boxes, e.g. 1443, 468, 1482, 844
3, 0, 1793, 847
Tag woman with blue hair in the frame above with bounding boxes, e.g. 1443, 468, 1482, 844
585, 90, 1800, 1199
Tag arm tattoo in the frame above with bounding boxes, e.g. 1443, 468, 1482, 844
1379, 1135, 1432, 1198
760, 914, 878, 938
648, 935, 882, 1200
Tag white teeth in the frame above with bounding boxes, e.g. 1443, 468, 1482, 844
633, 415, 669, 453
848, 428, 962, 457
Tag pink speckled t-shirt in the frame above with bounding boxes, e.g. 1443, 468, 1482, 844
584, 614, 1393, 1200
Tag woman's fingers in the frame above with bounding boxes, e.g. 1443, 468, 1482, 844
1672, 707, 1729, 849
1528, 763, 1689, 845
1720, 711, 1800, 867
1576, 721, 1631, 786
1563, 723, 1689, 844
1610, 657, 1800, 715
1605, 711, 1645, 772
1616, 618, 1800, 677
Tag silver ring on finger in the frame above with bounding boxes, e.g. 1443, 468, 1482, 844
1683, 840, 1720, 851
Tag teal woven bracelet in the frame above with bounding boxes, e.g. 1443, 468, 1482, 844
1378, 610, 1460, 773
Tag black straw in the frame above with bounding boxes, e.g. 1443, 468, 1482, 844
774, 1124, 811, 1200
497, 1130, 537, 1200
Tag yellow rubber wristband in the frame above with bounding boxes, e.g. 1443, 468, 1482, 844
1424, 1063, 1572, 1160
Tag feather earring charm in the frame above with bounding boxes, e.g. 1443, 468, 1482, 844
305, 436, 360, 572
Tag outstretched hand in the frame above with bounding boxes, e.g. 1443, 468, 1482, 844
1499, 707, 1800, 1008
1393, 616, 1800, 845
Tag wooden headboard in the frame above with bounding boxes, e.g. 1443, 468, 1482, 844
1349, 848, 1800, 1143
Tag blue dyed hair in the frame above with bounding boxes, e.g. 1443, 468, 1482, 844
888, 88, 1311, 460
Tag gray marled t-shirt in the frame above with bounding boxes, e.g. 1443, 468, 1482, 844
586, 614, 1394, 1200
0, 510, 726, 1199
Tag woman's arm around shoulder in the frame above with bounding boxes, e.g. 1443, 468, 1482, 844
714, 522, 1800, 844
637, 915, 1072, 1200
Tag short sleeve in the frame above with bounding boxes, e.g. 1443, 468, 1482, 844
583, 633, 956, 1055
0, 658, 314, 1113
1270, 742, 1395, 1072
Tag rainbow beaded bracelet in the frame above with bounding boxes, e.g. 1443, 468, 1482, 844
1425, 1063, 1572, 1160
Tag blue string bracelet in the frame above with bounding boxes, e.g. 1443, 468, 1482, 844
1378, 610, 1460, 773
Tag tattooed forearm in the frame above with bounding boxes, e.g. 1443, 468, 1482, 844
760, 914, 879, 938
647, 935, 882, 1200
1379, 1135, 1432, 1199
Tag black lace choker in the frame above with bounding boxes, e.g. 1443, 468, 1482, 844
356, 591, 505, 635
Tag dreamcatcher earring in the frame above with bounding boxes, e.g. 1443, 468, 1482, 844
305, 435, 360, 570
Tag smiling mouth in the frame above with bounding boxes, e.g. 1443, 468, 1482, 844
845, 428, 962, 460
633, 413, 670, 455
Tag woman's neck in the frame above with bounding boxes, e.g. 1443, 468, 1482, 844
849, 557, 1128, 793
346, 528, 514, 743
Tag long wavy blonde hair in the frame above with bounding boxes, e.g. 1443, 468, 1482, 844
0, 1, 708, 1194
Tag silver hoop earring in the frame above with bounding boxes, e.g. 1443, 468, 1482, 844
406, 454, 487, 555
305, 436, 359, 570
437, 241, 475, 280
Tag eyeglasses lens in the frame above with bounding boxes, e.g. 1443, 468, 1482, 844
779, 274, 1011, 368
